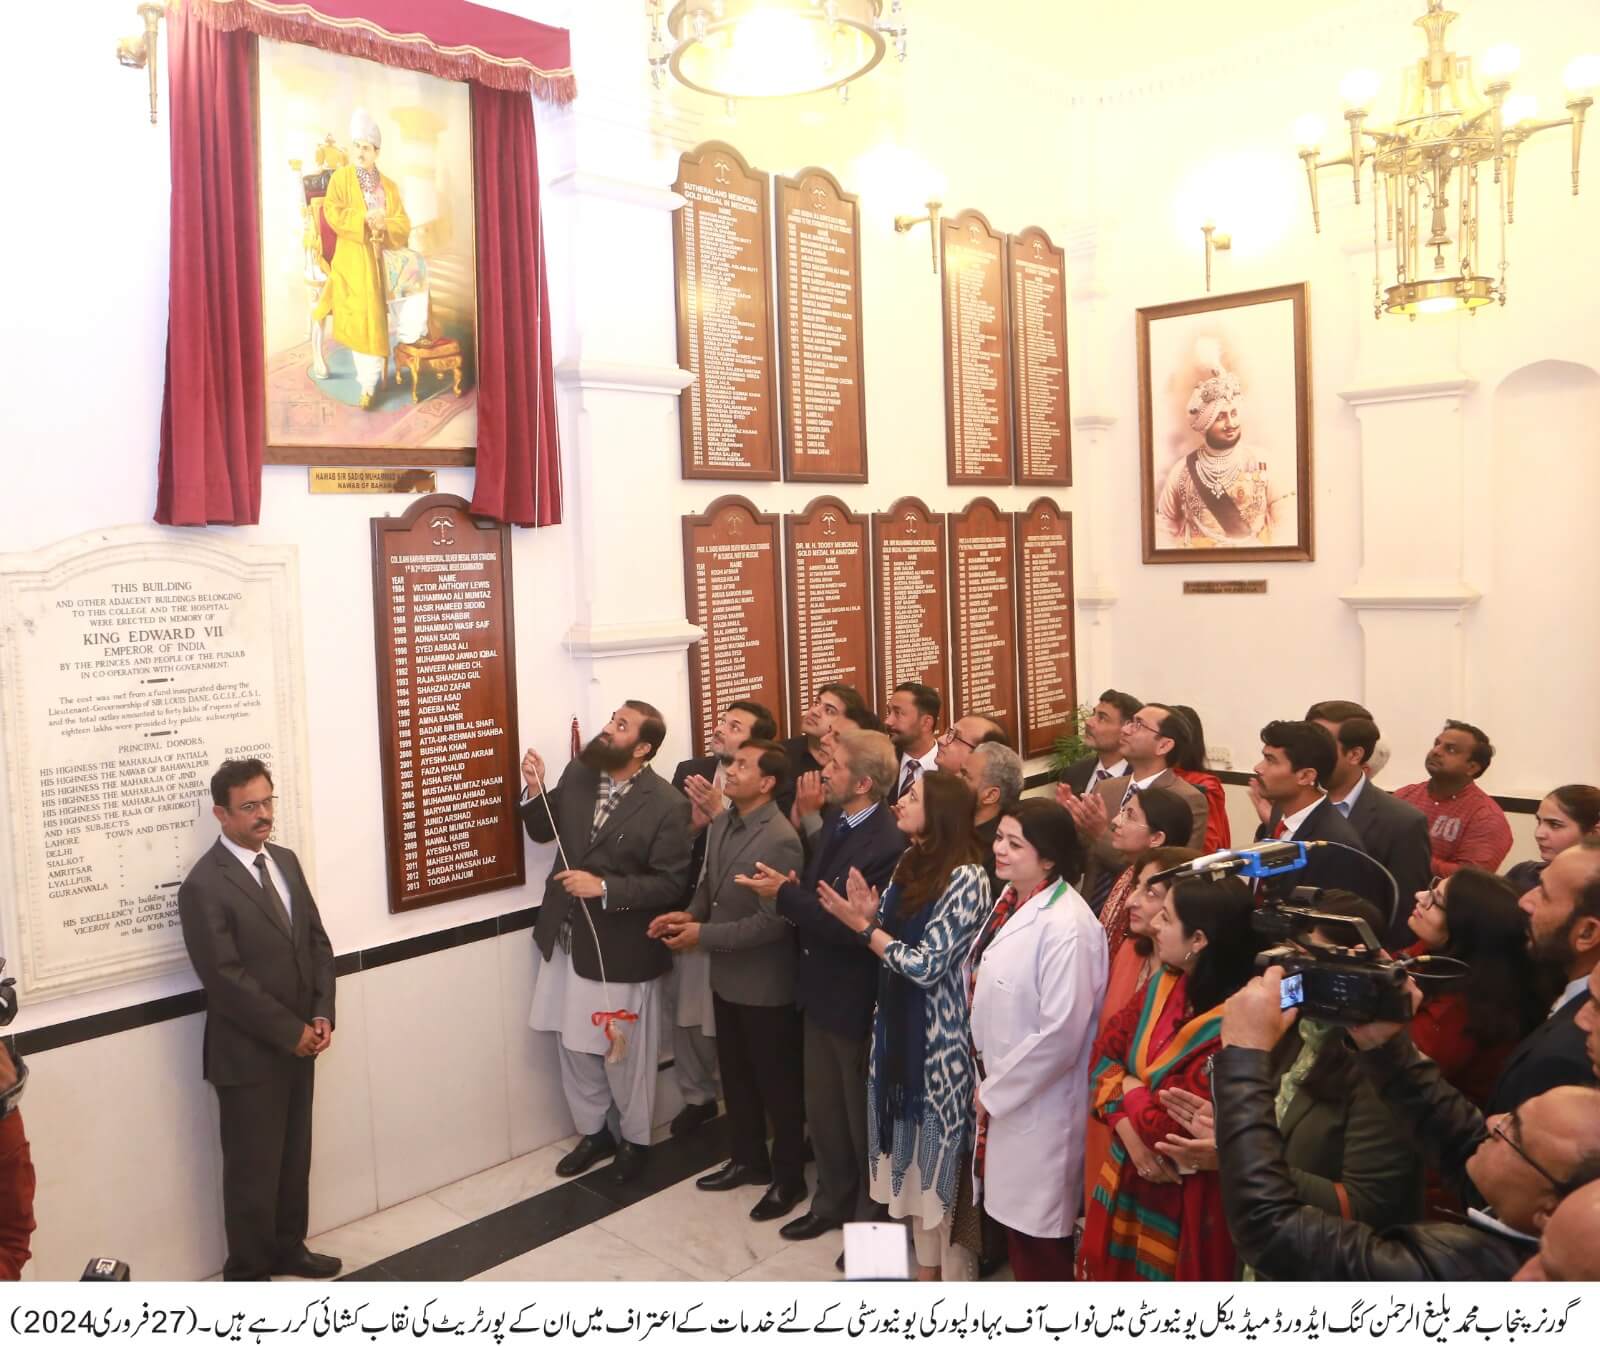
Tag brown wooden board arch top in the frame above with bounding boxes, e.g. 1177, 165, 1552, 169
775, 168, 868, 483
683, 495, 788, 754
941, 210, 1014, 485
947, 497, 1020, 746
371, 493, 526, 913
784, 497, 873, 731
674, 142, 780, 481
870, 497, 949, 712
1014, 498, 1078, 758
1008, 227, 1073, 486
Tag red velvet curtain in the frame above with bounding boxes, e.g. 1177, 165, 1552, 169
154, 7, 263, 526
470, 85, 563, 527
156, 2, 567, 528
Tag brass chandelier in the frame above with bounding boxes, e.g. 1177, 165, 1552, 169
646, 1, 908, 102
1295, 1, 1598, 318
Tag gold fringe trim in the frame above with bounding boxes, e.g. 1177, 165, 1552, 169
187, 0, 577, 102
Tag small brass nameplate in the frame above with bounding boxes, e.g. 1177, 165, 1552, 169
310, 468, 437, 495
1183, 580, 1267, 596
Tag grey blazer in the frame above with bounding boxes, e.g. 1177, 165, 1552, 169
686, 801, 804, 1007
177, 839, 336, 1087
521, 759, 692, 983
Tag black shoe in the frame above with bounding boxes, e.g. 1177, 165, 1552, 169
696, 1161, 771, 1192
555, 1129, 616, 1177
779, 1211, 842, 1241
670, 1100, 719, 1137
750, 1181, 807, 1222
609, 1139, 648, 1184
271, 1248, 342, 1279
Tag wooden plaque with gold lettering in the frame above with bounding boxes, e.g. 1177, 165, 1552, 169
947, 497, 1020, 746
1008, 227, 1072, 486
674, 143, 780, 481
941, 210, 1013, 485
870, 496, 949, 711
775, 168, 868, 483
683, 496, 788, 753
1014, 498, 1077, 758
784, 497, 873, 731
371, 493, 526, 913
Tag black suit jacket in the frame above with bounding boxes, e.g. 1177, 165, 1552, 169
670, 755, 719, 900
1060, 754, 1127, 796
779, 735, 822, 820
1485, 994, 1594, 1116
776, 802, 907, 1040
1257, 798, 1390, 923
1345, 783, 1433, 942
521, 760, 691, 983
177, 840, 336, 1088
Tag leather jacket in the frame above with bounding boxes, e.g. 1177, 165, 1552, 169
1214, 1034, 1532, 1280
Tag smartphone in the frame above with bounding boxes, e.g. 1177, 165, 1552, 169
1280, 972, 1305, 1010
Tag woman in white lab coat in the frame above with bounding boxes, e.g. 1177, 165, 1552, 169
965, 798, 1107, 1280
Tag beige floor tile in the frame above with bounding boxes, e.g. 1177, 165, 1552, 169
429, 1143, 573, 1222
303, 1194, 464, 1275
470, 1223, 699, 1282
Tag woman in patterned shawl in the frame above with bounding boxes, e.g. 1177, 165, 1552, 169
818, 771, 992, 1280
1079, 874, 1259, 1281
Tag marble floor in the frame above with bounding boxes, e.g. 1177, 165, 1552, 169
289, 1114, 1007, 1283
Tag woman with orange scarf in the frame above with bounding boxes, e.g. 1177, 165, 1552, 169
1080, 875, 1259, 1281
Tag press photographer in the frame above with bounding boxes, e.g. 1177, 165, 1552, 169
1213, 962, 1600, 1280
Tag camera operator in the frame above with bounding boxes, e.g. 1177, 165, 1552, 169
1214, 964, 1600, 1280
0, 1038, 35, 1280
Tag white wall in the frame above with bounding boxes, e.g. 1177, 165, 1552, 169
5, 0, 1594, 1277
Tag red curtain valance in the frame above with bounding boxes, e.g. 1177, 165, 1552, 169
188, 0, 575, 101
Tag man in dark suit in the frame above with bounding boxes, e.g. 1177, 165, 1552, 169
178, 759, 338, 1282
520, 701, 692, 1183
665, 699, 777, 1138
651, 741, 806, 1221
1489, 841, 1600, 1114
884, 681, 940, 805
1058, 689, 1142, 796
780, 682, 866, 820
1252, 720, 1385, 912
1306, 701, 1433, 940
739, 730, 905, 1242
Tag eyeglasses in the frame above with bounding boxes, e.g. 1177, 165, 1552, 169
1415, 876, 1447, 910
940, 727, 979, 752
1491, 1111, 1572, 1194
1125, 718, 1160, 735
232, 796, 278, 816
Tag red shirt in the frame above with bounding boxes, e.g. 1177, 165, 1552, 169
1173, 769, 1231, 852
0, 1110, 35, 1280
1393, 780, 1512, 878
1401, 941, 1513, 1110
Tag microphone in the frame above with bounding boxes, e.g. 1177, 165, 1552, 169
1150, 840, 1310, 884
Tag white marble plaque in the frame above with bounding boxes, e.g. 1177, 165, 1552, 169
0, 527, 312, 1001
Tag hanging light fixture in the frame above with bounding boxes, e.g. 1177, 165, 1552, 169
646, 1, 908, 102
1295, 1, 1596, 318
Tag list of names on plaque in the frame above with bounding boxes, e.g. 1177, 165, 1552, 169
1008, 228, 1072, 485
942, 211, 1013, 485
785, 498, 873, 729
948, 499, 1020, 744
674, 143, 779, 481
684, 497, 787, 753
373, 495, 524, 914
0, 529, 312, 1001
870, 498, 949, 709
1015, 500, 1077, 758
775, 169, 868, 482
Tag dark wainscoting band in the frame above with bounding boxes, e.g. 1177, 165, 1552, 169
1023, 766, 1540, 815
7, 905, 540, 1058
7, 770, 1543, 1058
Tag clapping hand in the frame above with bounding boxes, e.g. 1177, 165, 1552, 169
1058, 783, 1110, 841
683, 774, 725, 830
647, 911, 688, 940
1155, 1087, 1216, 1172
817, 867, 879, 933
792, 771, 825, 823
734, 861, 797, 901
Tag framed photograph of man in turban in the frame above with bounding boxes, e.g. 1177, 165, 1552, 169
258, 39, 478, 465
1136, 283, 1312, 563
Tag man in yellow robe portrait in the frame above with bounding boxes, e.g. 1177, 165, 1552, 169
311, 109, 416, 409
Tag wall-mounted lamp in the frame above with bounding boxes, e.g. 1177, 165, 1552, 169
116, 4, 167, 126
1201, 220, 1232, 292
894, 200, 943, 273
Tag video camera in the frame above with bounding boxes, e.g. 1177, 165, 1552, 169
1253, 888, 1424, 1025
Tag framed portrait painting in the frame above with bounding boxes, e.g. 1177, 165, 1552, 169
258, 39, 479, 466
1137, 283, 1312, 563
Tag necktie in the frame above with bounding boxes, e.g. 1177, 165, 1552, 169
1335, 799, 1352, 817
254, 853, 292, 931
901, 757, 922, 797
1271, 818, 1289, 840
